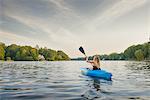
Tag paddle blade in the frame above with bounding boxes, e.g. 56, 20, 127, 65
79, 46, 85, 55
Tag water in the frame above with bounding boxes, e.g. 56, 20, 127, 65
0, 61, 150, 100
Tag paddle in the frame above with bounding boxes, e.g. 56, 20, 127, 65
79, 46, 87, 57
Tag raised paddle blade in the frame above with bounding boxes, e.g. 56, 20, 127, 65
79, 46, 86, 55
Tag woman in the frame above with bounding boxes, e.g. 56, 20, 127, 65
86, 55, 101, 70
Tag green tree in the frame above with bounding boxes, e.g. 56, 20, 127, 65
108, 53, 120, 60
0, 42, 6, 49
142, 43, 150, 60
119, 53, 125, 60
56, 50, 70, 60
30, 48, 39, 60
148, 43, 150, 60
39, 48, 45, 55
0, 45, 5, 60
39, 48, 57, 61
134, 49, 144, 61
15, 47, 27, 60
124, 45, 136, 60
15, 46, 39, 61
5, 44, 20, 60
100, 54, 109, 60
39, 48, 70, 61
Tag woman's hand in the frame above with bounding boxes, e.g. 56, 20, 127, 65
85, 56, 88, 62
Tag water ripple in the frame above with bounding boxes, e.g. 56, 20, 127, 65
0, 61, 150, 100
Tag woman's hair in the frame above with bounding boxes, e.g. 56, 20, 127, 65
93, 55, 100, 66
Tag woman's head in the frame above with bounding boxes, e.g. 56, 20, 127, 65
93, 55, 100, 63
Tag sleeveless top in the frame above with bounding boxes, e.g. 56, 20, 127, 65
93, 66, 101, 70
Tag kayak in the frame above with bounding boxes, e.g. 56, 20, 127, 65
80, 68, 112, 80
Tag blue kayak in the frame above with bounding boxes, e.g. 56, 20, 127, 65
81, 68, 112, 80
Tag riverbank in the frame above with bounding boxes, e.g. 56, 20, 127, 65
73, 42, 150, 61
0, 42, 70, 61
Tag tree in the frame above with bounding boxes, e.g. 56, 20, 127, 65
39, 48, 70, 61
124, 45, 136, 60
100, 54, 109, 60
134, 49, 144, 61
0, 45, 5, 60
0, 42, 6, 49
108, 53, 118, 60
0, 42, 70, 61
39, 48, 57, 61
119, 53, 126, 60
142, 43, 150, 60
148, 43, 150, 60
5, 44, 20, 60
56, 50, 70, 60
15, 46, 39, 61
30, 48, 39, 61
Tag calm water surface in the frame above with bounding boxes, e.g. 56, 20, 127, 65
0, 61, 150, 100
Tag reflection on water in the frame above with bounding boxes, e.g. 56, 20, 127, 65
0, 61, 150, 100
125, 61, 150, 70
81, 77, 113, 99
93, 79, 101, 91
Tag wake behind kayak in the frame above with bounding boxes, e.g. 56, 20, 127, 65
81, 68, 112, 81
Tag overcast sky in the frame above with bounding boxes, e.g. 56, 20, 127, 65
0, 0, 149, 57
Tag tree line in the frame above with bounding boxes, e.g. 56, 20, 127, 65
0, 42, 70, 61
72, 42, 150, 61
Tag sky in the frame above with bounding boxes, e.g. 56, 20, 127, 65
0, 0, 149, 57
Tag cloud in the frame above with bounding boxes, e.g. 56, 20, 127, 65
0, 0, 81, 51
93, 0, 146, 25
76, 0, 147, 33
0, 0, 148, 57
1, 0, 82, 34
0, 30, 46, 46
48, 0, 81, 18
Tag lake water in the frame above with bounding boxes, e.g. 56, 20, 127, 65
0, 61, 150, 100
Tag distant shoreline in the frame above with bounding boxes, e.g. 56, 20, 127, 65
1, 59, 149, 62
0, 42, 70, 61
0, 42, 149, 61
72, 42, 150, 61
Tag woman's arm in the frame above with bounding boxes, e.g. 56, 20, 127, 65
87, 60, 94, 63
86, 56, 94, 63
85, 56, 89, 62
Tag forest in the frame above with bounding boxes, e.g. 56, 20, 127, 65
0, 42, 149, 61
0, 42, 70, 61
72, 42, 150, 61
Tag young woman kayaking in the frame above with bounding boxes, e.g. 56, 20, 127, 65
79, 46, 112, 80
79, 46, 101, 70
86, 55, 101, 70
